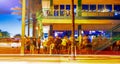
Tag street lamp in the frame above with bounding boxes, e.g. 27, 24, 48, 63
71, 0, 76, 60
27, 0, 31, 37
21, 0, 26, 54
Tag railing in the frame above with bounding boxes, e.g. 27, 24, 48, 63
82, 12, 114, 17
43, 9, 115, 18
93, 24, 120, 54
110, 24, 120, 31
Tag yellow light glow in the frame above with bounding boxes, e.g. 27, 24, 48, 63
21, 0, 26, 54
42, 19, 120, 24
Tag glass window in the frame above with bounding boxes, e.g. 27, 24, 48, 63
74, 5, 76, 15
60, 5, 64, 9
90, 5, 96, 12
114, 5, 120, 11
60, 5, 64, 16
66, 5, 70, 16
54, 5, 59, 9
66, 5, 70, 10
54, 5, 59, 16
105, 5, 112, 12
82, 4, 89, 12
98, 5, 104, 12
114, 5, 120, 16
74, 5, 76, 9
54, 10, 58, 16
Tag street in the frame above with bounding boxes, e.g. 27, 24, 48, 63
0, 55, 120, 64
0, 43, 120, 64
0, 42, 20, 54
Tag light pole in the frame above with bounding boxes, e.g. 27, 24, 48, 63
27, 0, 30, 36
21, 0, 26, 54
71, 0, 76, 60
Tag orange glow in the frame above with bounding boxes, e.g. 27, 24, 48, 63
42, 19, 120, 24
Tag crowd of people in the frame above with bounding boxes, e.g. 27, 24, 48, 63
24, 34, 120, 54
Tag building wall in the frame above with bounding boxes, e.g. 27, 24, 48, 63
52, 24, 115, 31
82, 0, 120, 4
44, 0, 120, 17
42, 19, 120, 24
42, 0, 50, 9
42, 0, 120, 31
53, 0, 78, 5
42, 19, 120, 30
53, 0, 120, 5
53, 24, 78, 30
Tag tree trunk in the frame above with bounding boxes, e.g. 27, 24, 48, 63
32, 14, 37, 38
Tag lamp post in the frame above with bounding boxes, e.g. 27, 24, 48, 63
71, 0, 76, 60
27, 0, 30, 36
21, 0, 26, 54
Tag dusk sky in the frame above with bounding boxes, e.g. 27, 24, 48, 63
0, 0, 22, 37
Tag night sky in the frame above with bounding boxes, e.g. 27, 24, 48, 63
0, 0, 22, 37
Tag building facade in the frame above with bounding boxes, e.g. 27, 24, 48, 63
41, 0, 120, 38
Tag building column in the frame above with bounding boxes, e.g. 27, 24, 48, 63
76, 5, 78, 16
89, 4, 90, 11
104, 4, 105, 9
58, 5, 60, 16
96, 4, 98, 12
50, 0, 53, 16
49, 25, 53, 36
112, 4, 114, 12
50, 6, 54, 16
88, 4, 90, 16
96, 4, 98, 16
78, 25, 81, 36
64, 5, 66, 16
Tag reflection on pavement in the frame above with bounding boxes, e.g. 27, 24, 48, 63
0, 42, 21, 47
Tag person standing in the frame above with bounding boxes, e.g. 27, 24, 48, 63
30, 38, 35, 54
54, 36, 62, 54
25, 37, 30, 51
37, 37, 41, 54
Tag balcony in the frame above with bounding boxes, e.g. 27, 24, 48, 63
82, 12, 114, 17
43, 10, 120, 20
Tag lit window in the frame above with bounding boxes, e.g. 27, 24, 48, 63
74, 5, 76, 15
60, 5, 64, 9
114, 5, 120, 12
66, 5, 70, 16
54, 5, 59, 16
98, 5, 104, 12
54, 5, 59, 9
60, 5, 64, 16
105, 5, 112, 12
90, 5, 96, 12
82, 4, 89, 12
66, 5, 70, 10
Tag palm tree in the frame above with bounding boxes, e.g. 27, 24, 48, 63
1, 31, 10, 38
11, 0, 43, 38
31, 0, 42, 38
0, 30, 2, 38
78, 0, 82, 16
